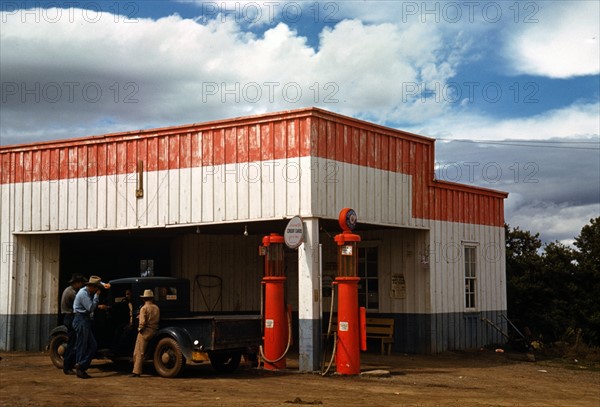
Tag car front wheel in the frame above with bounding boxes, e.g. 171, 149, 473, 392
49, 333, 68, 369
153, 337, 186, 378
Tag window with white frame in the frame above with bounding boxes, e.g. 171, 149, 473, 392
464, 246, 477, 310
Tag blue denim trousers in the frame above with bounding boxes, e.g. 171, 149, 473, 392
63, 313, 76, 371
72, 314, 97, 371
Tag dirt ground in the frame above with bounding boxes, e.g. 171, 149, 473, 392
1, 350, 598, 407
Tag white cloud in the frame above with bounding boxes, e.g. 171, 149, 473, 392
337, 1, 600, 79
503, 1, 600, 78
410, 102, 600, 141
0, 9, 463, 144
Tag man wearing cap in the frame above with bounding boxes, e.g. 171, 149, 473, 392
131, 289, 160, 377
72, 275, 109, 379
60, 273, 87, 375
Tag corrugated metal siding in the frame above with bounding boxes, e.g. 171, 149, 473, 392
427, 220, 506, 314
0, 115, 315, 234
307, 113, 506, 227
354, 229, 431, 314
0, 115, 313, 184
1, 108, 506, 233
0, 181, 13, 349
0, 234, 60, 350
310, 158, 414, 227
2, 156, 315, 232
0, 108, 508, 352
171, 234, 263, 312
429, 310, 507, 353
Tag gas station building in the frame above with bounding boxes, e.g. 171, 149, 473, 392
0, 107, 508, 371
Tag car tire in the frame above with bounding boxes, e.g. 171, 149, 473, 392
49, 333, 68, 369
153, 337, 186, 378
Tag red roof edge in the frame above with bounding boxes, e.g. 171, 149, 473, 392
1, 107, 437, 152
430, 179, 509, 198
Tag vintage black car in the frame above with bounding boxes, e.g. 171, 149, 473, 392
49, 277, 261, 377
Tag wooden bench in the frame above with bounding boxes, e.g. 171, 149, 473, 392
366, 317, 394, 355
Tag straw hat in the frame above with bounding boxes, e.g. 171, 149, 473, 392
86, 275, 103, 288
140, 289, 154, 299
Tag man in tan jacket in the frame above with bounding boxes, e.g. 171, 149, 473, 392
131, 289, 160, 377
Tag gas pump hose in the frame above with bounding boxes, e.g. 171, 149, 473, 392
321, 284, 337, 376
259, 306, 293, 364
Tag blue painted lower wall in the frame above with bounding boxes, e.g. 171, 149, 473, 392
322, 310, 508, 354
2, 311, 507, 354
298, 318, 322, 371
380, 310, 508, 353
0, 314, 59, 351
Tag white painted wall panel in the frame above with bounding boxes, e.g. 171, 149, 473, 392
0, 158, 309, 234
0, 234, 60, 350
156, 170, 168, 226
247, 162, 262, 220
30, 180, 40, 231
14, 183, 23, 232
116, 173, 128, 228
190, 166, 203, 223
76, 178, 86, 229
67, 175, 78, 230
274, 160, 286, 218
299, 157, 313, 218
48, 179, 58, 230
105, 174, 117, 229
309, 158, 415, 228
168, 169, 180, 225
0, 184, 13, 318
126, 172, 137, 228
96, 174, 107, 229
201, 166, 215, 223
224, 163, 239, 221
179, 166, 192, 224
260, 162, 274, 219
86, 175, 97, 230
319, 228, 430, 315
427, 220, 506, 314
144, 169, 158, 226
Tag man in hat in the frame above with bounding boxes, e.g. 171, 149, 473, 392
72, 275, 109, 379
131, 289, 160, 377
60, 273, 87, 375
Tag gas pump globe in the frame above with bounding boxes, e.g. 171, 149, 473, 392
333, 208, 366, 375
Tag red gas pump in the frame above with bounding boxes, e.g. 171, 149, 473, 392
260, 233, 291, 370
334, 208, 367, 375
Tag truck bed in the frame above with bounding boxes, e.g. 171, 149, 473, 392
160, 314, 261, 351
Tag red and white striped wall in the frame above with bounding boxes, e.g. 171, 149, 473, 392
0, 107, 507, 353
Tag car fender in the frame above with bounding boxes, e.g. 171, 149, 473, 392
46, 325, 68, 351
147, 327, 194, 361
49, 325, 68, 338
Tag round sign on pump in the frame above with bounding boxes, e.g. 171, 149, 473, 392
284, 216, 304, 249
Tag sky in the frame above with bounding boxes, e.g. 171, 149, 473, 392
1, 0, 599, 246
